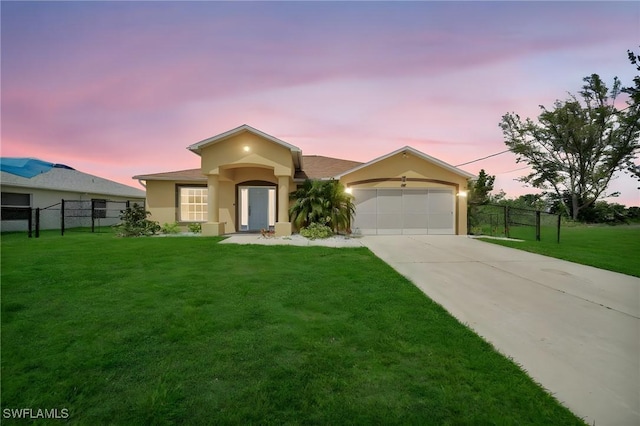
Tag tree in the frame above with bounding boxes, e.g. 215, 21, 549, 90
500, 74, 640, 220
467, 169, 495, 233
289, 179, 355, 233
622, 47, 640, 107
622, 47, 640, 184
467, 169, 495, 205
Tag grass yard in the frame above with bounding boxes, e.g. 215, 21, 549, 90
1, 231, 584, 424
481, 224, 640, 278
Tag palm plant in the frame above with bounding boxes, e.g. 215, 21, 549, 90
289, 179, 328, 230
323, 180, 355, 233
289, 179, 354, 233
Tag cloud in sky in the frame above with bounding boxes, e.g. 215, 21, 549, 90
2, 1, 638, 205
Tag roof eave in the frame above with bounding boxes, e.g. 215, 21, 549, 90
187, 124, 303, 169
334, 146, 475, 180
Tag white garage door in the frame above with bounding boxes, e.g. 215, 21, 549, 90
351, 188, 455, 235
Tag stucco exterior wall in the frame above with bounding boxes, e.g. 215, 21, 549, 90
339, 152, 467, 187
338, 151, 470, 235
201, 133, 294, 177
219, 181, 236, 233
145, 180, 183, 226
144, 133, 297, 234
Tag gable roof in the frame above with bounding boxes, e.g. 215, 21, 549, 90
187, 124, 303, 170
334, 146, 476, 179
135, 155, 363, 182
294, 156, 363, 180
133, 168, 206, 182
1, 160, 145, 199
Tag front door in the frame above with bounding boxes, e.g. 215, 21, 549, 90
238, 186, 276, 231
248, 188, 269, 231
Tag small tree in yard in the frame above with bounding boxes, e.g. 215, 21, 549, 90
114, 203, 160, 237
500, 73, 639, 220
467, 169, 495, 206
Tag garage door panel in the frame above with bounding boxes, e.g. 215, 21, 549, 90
428, 190, 454, 214
427, 189, 455, 234
402, 190, 428, 213
402, 190, 429, 234
352, 188, 455, 235
427, 214, 454, 234
376, 190, 402, 213
377, 214, 402, 234
352, 189, 378, 234
375, 190, 401, 234
353, 190, 377, 213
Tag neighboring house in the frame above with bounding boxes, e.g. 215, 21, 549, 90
1, 158, 146, 231
134, 125, 475, 237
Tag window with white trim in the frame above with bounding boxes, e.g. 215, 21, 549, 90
179, 187, 208, 222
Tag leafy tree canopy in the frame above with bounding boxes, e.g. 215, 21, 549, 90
467, 169, 495, 205
500, 73, 639, 220
622, 46, 640, 183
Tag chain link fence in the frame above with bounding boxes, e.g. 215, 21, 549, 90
468, 204, 561, 242
1, 199, 144, 237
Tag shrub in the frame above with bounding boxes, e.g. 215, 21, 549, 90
161, 222, 181, 234
289, 179, 354, 233
114, 203, 160, 237
300, 222, 333, 240
187, 223, 202, 233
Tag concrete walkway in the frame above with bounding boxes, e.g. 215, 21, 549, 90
361, 235, 639, 426
220, 233, 639, 425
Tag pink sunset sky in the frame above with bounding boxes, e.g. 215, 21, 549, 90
2, 1, 639, 206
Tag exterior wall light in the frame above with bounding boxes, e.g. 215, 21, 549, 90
243, 146, 250, 152
345, 187, 352, 194
457, 191, 468, 197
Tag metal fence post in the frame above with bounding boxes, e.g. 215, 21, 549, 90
27, 207, 33, 238
91, 199, 95, 233
535, 210, 541, 241
557, 214, 561, 243
35, 208, 40, 238
61, 199, 65, 236
504, 205, 509, 238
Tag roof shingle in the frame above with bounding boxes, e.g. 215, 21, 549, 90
135, 156, 363, 182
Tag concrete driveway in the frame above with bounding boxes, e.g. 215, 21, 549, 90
361, 235, 639, 426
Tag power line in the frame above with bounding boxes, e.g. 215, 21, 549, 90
496, 166, 529, 175
454, 101, 637, 168
455, 150, 510, 167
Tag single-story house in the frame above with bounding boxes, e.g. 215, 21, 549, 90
1, 158, 146, 231
134, 125, 475, 237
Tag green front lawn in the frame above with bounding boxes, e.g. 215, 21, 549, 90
1, 231, 583, 424
481, 224, 640, 277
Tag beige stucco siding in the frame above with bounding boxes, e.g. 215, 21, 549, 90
144, 132, 297, 234
339, 153, 467, 187
219, 181, 236, 233
144, 180, 207, 226
201, 133, 294, 177
339, 151, 469, 234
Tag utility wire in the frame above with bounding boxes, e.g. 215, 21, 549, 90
454, 102, 636, 168
496, 166, 529, 174
455, 149, 510, 167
